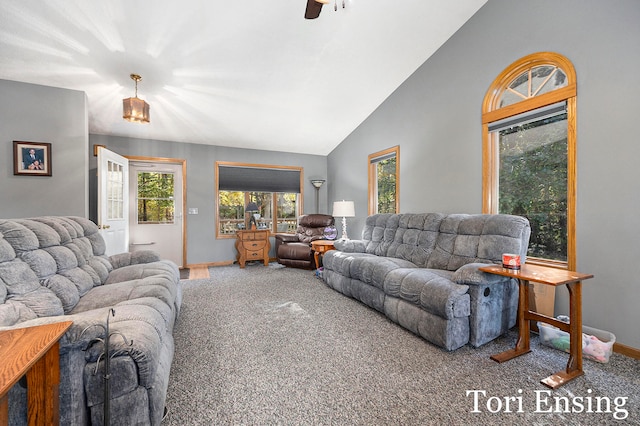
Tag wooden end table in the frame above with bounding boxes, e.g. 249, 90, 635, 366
311, 240, 335, 270
478, 264, 594, 389
0, 321, 73, 425
236, 229, 271, 268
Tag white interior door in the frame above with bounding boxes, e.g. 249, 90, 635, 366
128, 161, 184, 267
97, 147, 129, 256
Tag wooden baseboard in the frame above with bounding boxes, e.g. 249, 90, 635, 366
614, 342, 640, 360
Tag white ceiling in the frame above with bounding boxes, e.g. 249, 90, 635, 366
0, 0, 487, 155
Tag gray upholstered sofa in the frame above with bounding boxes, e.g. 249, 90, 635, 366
0, 216, 181, 425
322, 213, 530, 351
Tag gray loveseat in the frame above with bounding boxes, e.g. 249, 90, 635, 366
0, 216, 181, 425
322, 213, 530, 351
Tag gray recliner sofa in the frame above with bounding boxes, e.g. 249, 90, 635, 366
322, 213, 530, 351
0, 216, 181, 425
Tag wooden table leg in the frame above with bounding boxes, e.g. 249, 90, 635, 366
26, 341, 61, 426
0, 394, 8, 426
491, 278, 532, 362
313, 251, 321, 270
541, 281, 584, 389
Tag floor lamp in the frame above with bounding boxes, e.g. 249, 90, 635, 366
332, 200, 355, 240
311, 179, 325, 213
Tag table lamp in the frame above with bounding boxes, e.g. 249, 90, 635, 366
246, 202, 259, 230
332, 200, 355, 240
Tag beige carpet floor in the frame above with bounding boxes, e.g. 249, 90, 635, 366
163, 264, 640, 425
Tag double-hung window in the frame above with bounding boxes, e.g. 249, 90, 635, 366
216, 162, 303, 238
482, 52, 577, 269
368, 146, 400, 215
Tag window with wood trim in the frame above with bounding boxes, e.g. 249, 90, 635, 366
136, 171, 175, 224
215, 162, 303, 238
368, 146, 399, 215
482, 52, 577, 269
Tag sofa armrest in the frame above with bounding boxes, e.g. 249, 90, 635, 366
274, 233, 299, 244
109, 250, 161, 269
453, 263, 511, 286
333, 239, 367, 253
454, 263, 519, 347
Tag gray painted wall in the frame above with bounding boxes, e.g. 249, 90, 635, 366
89, 134, 328, 265
327, 0, 640, 348
0, 79, 88, 218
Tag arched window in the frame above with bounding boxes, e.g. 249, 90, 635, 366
482, 52, 577, 269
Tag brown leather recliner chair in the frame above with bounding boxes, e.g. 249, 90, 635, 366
274, 214, 335, 269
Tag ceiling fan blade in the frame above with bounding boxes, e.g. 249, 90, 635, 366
304, 0, 323, 19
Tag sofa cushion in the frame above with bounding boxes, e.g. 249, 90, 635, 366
9, 287, 64, 318
109, 251, 161, 269
30, 217, 75, 242
0, 236, 16, 263
0, 258, 64, 319
14, 219, 62, 248
427, 214, 530, 271
104, 260, 179, 285
41, 274, 81, 312
19, 249, 58, 277
70, 275, 176, 315
349, 255, 417, 290
362, 213, 445, 266
322, 250, 371, 276
0, 300, 37, 326
363, 213, 400, 256
385, 268, 470, 319
277, 242, 312, 260
0, 220, 40, 252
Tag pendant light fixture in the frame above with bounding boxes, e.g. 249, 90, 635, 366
123, 73, 150, 124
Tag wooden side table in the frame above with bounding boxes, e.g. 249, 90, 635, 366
311, 240, 335, 270
0, 321, 73, 425
236, 229, 271, 268
479, 264, 593, 389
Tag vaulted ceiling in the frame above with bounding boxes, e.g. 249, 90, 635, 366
0, 0, 487, 155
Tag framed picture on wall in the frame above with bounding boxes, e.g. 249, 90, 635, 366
13, 141, 52, 176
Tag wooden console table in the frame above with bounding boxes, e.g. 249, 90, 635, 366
0, 321, 72, 425
311, 240, 335, 270
236, 229, 271, 268
479, 264, 593, 389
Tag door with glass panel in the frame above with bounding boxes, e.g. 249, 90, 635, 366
128, 161, 184, 267
97, 147, 129, 256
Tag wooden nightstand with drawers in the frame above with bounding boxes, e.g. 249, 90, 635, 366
236, 230, 271, 268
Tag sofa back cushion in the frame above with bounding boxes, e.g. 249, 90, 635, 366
360, 213, 530, 270
427, 214, 530, 271
0, 217, 113, 324
362, 213, 445, 267
0, 221, 64, 326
